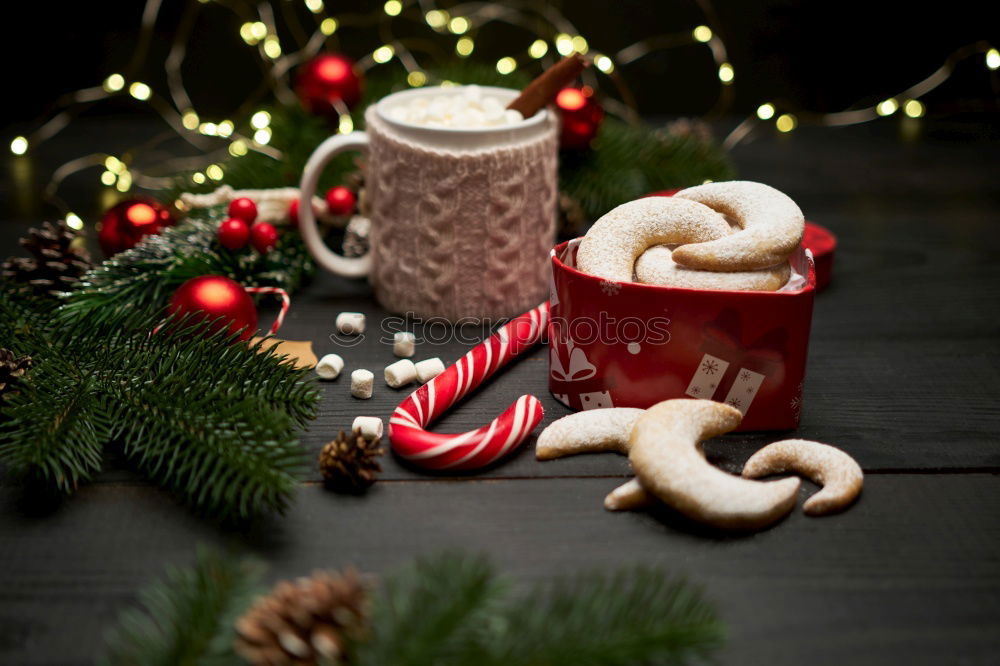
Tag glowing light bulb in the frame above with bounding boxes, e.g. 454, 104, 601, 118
192, 172, 206, 184
263, 36, 282, 59
65, 213, 83, 230
206, 164, 224, 181
496, 57, 517, 75
305, 0, 324, 13
528, 39, 548, 59
320, 18, 338, 35
595, 55, 614, 73
104, 156, 121, 172
250, 22, 267, 40
383, 0, 401, 15
986, 48, 1000, 70
876, 98, 898, 116
240, 23, 255, 43
254, 128, 272, 144
775, 114, 797, 132
100, 170, 117, 186
555, 33, 573, 56
9, 136, 27, 155
103, 73, 125, 92
407, 71, 427, 87
229, 140, 248, 157
338, 114, 354, 134
129, 82, 151, 100
250, 111, 271, 129
425, 10, 448, 28
693, 25, 713, 42
756, 103, 775, 120
449, 17, 469, 34
217, 120, 234, 137
556, 88, 586, 111
571, 36, 588, 54
456, 37, 474, 57
182, 110, 199, 130
115, 170, 132, 192
718, 63, 734, 84
199, 122, 217, 136
373, 45, 395, 63
903, 99, 925, 118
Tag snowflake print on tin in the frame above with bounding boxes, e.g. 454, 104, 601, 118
690, 386, 701, 395
740, 370, 752, 382
727, 397, 742, 409
701, 359, 720, 375
599, 279, 621, 296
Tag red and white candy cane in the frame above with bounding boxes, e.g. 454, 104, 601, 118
389, 302, 550, 471
244, 286, 290, 334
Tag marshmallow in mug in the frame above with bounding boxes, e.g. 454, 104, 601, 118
387, 85, 524, 129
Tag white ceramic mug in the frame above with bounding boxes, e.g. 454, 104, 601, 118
298, 86, 559, 321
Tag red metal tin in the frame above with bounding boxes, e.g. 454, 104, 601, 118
548, 240, 816, 431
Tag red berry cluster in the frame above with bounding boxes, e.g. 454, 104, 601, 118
286, 186, 357, 228
218, 198, 279, 253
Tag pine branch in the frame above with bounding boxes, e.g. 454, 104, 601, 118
0, 286, 320, 519
490, 566, 724, 666
107, 325, 315, 518
102, 548, 264, 666
356, 552, 504, 666
561, 117, 737, 221
102, 550, 724, 666
59, 209, 314, 329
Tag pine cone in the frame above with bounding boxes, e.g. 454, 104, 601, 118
234, 568, 369, 666
319, 431, 383, 492
0, 349, 32, 401
557, 191, 587, 239
1, 220, 92, 297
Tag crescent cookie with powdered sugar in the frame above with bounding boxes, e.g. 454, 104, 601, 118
671, 180, 805, 272
742, 439, 863, 515
635, 244, 791, 292
576, 197, 732, 282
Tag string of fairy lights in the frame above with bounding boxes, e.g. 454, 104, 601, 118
6, 0, 999, 230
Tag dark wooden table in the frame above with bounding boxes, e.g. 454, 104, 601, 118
1, 118, 999, 665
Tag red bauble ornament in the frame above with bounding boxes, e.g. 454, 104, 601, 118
555, 87, 604, 150
218, 217, 251, 250
227, 197, 258, 223
287, 199, 300, 228
295, 53, 363, 117
168, 275, 258, 341
98, 198, 175, 256
251, 222, 279, 253
325, 186, 356, 217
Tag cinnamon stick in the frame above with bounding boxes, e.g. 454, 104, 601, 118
507, 54, 589, 118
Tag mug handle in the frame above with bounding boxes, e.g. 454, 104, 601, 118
298, 132, 371, 278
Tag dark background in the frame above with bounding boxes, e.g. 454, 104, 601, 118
4, 0, 998, 123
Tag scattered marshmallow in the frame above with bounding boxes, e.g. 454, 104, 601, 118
352, 416, 384, 441
315, 353, 345, 380
384, 359, 418, 388
336, 312, 366, 335
388, 86, 526, 129
351, 369, 374, 399
415, 357, 446, 383
393, 331, 416, 358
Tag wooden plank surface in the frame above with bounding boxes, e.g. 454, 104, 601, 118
1, 117, 999, 664
0, 474, 998, 666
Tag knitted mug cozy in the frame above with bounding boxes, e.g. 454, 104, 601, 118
365, 105, 558, 322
